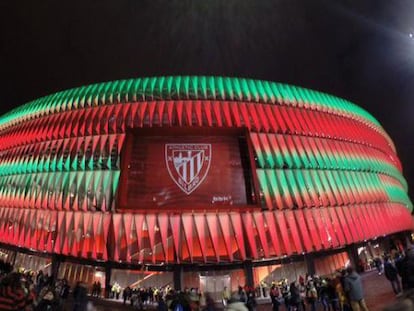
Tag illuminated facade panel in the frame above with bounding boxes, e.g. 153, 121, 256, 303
0, 76, 411, 267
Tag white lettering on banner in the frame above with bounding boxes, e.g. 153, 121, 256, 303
165, 144, 212, 195
212, 195, 233, 204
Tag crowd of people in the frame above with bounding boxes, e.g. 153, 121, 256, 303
258, 268, 364, 311
262, 249, 414, 311
0, 261, 83, 311
1, 247, 414, 311
129, 263, 381, 311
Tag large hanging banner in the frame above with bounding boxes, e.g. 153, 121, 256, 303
120, 133, 254, 210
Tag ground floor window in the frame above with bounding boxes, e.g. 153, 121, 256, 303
58, 262, 105, 292
14, 252, 51, 275
111, 268, 173, 290
196, 269, 245, 301
0, 247, 14, 264
314, 251, 349, 276
253, 261, 307, 298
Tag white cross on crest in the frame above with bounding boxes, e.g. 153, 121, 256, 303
165, 144, 212, 195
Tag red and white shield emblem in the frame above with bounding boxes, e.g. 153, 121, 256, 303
165, 144, 212, 195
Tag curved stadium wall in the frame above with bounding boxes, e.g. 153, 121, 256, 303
0, 76, 411, 270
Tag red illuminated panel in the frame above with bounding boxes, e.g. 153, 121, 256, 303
194, 214, 207, 262
374, 204, 388, 234
230, 102, 242, 127
182, 214, 194, 262
112, 214, 122, 261
212, 101, 223, 127
255, 104, 269, 132
358, 206, 373, 239
146, 214, 157, 263
337, 206, 354, 244
303, 208, 322, 250
285, 210, 303, 253
349, 207, 365, 241
123, 214, 133, 261
386, 205, 397, 235
263, 105, 280, 133
341, 206, 356, 241
368, 205, 383, 237
54, 211, 65, 254
158, 213, 172, 263
274, 211, 293, 255
247, 103, 261, 130
365, 205, 379, 237
238, 103, 251, 129
271, 106, 288, 133
312, 208, 331, 248
264, 211, 282, 256
18, 210, 29, 246
230, 213, 246, 260
294, 210, 313, 252
253, 212, 270, 258
321, 207, 338, 247
328, 207, 346, 246
218, 213, 234, 261
242, 212, 259, 259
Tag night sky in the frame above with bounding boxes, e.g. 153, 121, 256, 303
1, 0, 413, 199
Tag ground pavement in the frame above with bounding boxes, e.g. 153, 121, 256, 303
72, 270, 399, 311
360, 270, 398, 311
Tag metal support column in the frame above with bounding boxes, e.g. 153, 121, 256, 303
105, 265, 112, 298
347, 244, 360, 272
304, 253, 316, 276
51, 254, 63, 285
244, 261, 254, 287
173, 266, 183, 291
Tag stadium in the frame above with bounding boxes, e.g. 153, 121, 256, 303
0, 76, 411, 297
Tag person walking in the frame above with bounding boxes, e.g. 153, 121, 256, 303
246, 288, 257, 311
270, 284, 282, 311
298, 277, 307, 311
343, 266, 369, 311
305, 280, 318, 311
289, 282, 301, 311
384, 255, 402, 295
222, 286, 230, 307
73, 281, 88, 311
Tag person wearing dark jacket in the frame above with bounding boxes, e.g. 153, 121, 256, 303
157, 296, 168, 311
203, 293, 216, 311
326, 278, 340, 311
246, 289, 257, 311
400, 247, 414, 291
384, 256, 402, 295
123, 286, 132, 305
306, 280, 318, 311
343, 267, 369, 311
36, 285, 60, 311
270, 285, 282, 311
73, 282, 88, 311
289, 282, 301, 311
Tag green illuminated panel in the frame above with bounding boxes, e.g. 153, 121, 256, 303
0, 76, 383, 131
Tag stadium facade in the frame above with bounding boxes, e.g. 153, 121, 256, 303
0, 76, 412, 296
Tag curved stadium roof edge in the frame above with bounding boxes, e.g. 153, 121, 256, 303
0, 76, 394, 150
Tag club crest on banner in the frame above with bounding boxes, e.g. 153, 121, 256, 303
165, 144, 212, 195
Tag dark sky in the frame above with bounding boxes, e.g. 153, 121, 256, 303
1, 0, 413, 198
